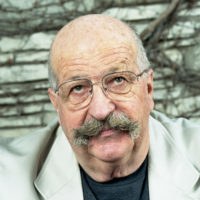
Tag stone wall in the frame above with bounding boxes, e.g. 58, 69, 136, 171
0, 0, 200, 136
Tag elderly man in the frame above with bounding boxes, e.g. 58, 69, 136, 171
0, 14, 200, 200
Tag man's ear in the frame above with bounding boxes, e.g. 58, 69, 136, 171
147, 68, 153, 95
146, 68, 154, 110
48, 88, 58, 111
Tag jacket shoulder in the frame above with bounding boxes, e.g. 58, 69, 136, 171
0, 118, 59, 200
0, 118, 59, 161
151, 110, 200, 135
150, 110, 200, 170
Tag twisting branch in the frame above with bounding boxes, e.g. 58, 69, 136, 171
140, 0, 181, 44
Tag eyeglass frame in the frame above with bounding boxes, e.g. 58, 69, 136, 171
54, 68, 150, 107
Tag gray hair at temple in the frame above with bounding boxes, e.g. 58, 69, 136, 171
48, 49, 57, 91
48, 16, 150, 91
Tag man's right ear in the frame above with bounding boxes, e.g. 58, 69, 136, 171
48, 88, 58, 111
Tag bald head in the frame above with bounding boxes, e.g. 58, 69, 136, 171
50, 15, 137, 68
49, 14, 150, 89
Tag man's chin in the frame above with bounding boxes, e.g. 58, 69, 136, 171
87, 132, 134, 162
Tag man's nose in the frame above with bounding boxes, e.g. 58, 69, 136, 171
87, 86, 115, 121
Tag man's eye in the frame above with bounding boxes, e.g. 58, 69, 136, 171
71, 85, 84, 94
113, 76, 126, 84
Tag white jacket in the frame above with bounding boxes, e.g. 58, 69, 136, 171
0, 111, 200, 200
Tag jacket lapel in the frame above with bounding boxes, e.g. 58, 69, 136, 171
148, 116, 200, 200
34, 127, 84, 200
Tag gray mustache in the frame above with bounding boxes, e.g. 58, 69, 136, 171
73, 113, 140, 146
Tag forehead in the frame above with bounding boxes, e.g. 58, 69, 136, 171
50, 15, 139, 83
55, 45, 138, 83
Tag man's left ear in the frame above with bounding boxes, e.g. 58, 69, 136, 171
48, 88, 58, 111
147, 69, 153, 95
146, 68, 154, 110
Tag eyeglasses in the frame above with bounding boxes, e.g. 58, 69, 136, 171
55, 69, 149, 110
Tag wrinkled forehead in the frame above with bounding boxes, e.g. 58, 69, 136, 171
50, 15, 137, 76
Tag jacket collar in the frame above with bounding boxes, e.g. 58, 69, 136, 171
148, 116, 200, 199
34, 126, 83, 200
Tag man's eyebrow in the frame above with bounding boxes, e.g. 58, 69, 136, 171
107, 67, 120, 73
106, 66, 127, 74
64, 66, 126, 82
67, 75, 87, 81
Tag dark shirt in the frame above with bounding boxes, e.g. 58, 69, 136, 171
80, 157, 149, 200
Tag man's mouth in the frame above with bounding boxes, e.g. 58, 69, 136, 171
98, 128, 116, 137
73, 112, 140, 146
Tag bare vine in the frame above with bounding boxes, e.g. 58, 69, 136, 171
0, 0, 200, 131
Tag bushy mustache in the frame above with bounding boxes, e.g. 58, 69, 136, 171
73, 112, 140, 146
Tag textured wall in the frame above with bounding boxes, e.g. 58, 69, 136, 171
0, 0, 200, 136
